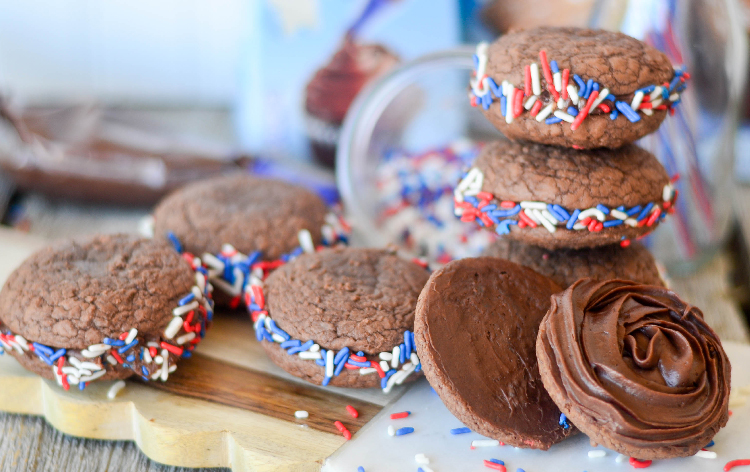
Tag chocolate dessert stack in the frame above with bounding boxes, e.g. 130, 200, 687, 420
454, 26, 688, 286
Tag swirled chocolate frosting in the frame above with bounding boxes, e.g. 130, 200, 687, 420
536, 279, 731, 459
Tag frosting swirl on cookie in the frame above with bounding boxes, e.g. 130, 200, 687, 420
537, 279, 730, 458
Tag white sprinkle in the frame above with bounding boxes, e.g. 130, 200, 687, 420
553, 110, 575, 123
649, 86, 663, 101
61, 367, 81, 377
86, 344, 109, 354
191, 286, 203, 301
77, 369, 93, 377
173, 301, 199, 317
298, 229, 315, 254
107, 380, 126, 399
294, 410, 309, 419
650, 98, 663, 108
106, 355, 117, 365
631, 91, 645, 110
532, 209, 557, 233
168, 364, 177, 373
505, 87, 516, 124
590, 87, 610, 110
147, 341, 160, 348
155, 355, 164, 365
578, 208, 607, 222
519, 201, 547, 210
663, 184, 674, 202
298, 351, 322, 360
143, 348, 153, 364
553, 71, 562, 92
616, 454, 628, 463
68, 376, 80, 385
124, 328, 138, 345
567, 84, 580, 105
471, 439, 500, 448
164, 317, 184, 339
380, 360, 391, 372
695, 450, 717, 459
524, 95, 537, 110
309, 344, 321, 353
610, 209, 628, 220
588, 450, 606, 458
410, 353, 419, 366
379, 352, 393, 361
201, 253, 225, 271
642, 108, 653, 116
221, 243, 237, 255
383, 370, 401, 394
391, 346, 401, 369
160, 349, 169, 381
530, 63, 541, 95
557, 98, 568, 109
415, 453, 430, 464
79, 370, 106, 383
572, 222, 587, 230
624, 218, 638, 227
176, 332, 196, 345
387, 425, 396, 437
669, 92, 680, 101
151, 370, 161, 380
359, 368, 377, 375
79, 361, 102, 372
13, 335, 29, 350
325, 350, 334, 378
535, 103, 555, 122
272, 333, 286, 343
195, 272, 206, 293
81, 349, 102, 359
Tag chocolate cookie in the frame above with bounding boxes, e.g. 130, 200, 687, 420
0, 234, 213, 390
153, 174, 335, 261
482, 239, 664, 288
414, 257, 576, 449
470, 27, 686, 148
537, 279, 731, 459
255, 247, 430, 390
454, 140, 675, 249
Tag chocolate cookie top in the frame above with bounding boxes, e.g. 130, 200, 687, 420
482, 239, 664, 288
537, 279, 731, 459
153, 174, 330, 260
264, 247, 429, 354
470, 27, 685, 148
0, 234, 194, 349
414, 257, 575, 449
454, 141, 674, 249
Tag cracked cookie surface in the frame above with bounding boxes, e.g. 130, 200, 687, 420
153, 174, 329, 260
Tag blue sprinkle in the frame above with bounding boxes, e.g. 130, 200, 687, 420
496, 219, 518, 235
583, 78, 594, 99
255, 326, 266, 342
399, 343, 407, 364
480, 204, 497, 212
358, 467, 365, 472
705, 440, 715, 448
261, 328, 274, 343
381, 370, 396, 389
35, 352, 53, 366
287, 340, 314, 355
334, 347, 350, 365
573, 74, 585, 91
668, 75, 682, 91
500, 96, 507, 117
79, 381, 86, 391
482, 93, 492, 110
545, 117, 563, 125
334, 356, 348, 377
182, 350, 192, 359
566, 209, 581, 230
551, 204, 570, 221
545, 205, 564, 222
616, 205, 626, 211
473, 54, 479, 69
315, 358, 326, 367
178, 293, 195, 306
322, 376, 331, 386
559, 413, 570, 429
49, 348, 66, 362
566, 106, 578, 116
450, 427, 471, 435
489, 205, 521, 218
517, 469, 525, 472
414, 363, 421, 373
409, 331, 416, 353
464, 196, 479, 205
126, 355, 135, 363
550, 60, 559, 73
418, 469, 425, 472
637, 202, 655, 221
268, 319, 291, 341
610, 109, 619, 120
488, 78, 502, 97
32, 343, 53, 356
347, 359, 370, 368
118, 339, 139, 354
248, 303, 261, 311
596, 204, 610, 215
489, 459, 505, 465
626, 205, 642, 217
395, 427, 414, 436
615, 101, 641, 123
280, 339, 301, 349
142, 366, 149, 376
103, 338, 125, 347
404, 331, 413, 358
166, 232, 182, 253
603, 219, 623, 227
122, 363, 130, 369
592, 82, 600, 91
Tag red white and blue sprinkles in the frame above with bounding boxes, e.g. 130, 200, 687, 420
454, 167, 678, 247
469, 42, 689, 127
0, 237, 214, 391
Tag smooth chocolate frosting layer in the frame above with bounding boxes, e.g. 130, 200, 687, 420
415, 257, 576, 449
305, 38, 399, 124
537, 279, 731, 459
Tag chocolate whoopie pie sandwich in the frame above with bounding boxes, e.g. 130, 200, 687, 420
0, 234, 214, 390
414, 257, 577, 449
470, 27, 687, 149
454, 140, 676, 249
482, 239, 665, 288
536, 279, 731, 459
152, 174, 350, 306
250, 247, 430, 391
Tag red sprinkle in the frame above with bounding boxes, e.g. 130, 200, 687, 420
646, 208, 662, 227
529, 99, 543, 118
160, 342, 184, 356
639, 102, 653, 109
251, 285, 265, 310
513, 88, 524, 118
344, 363, 359, 370
518, 210, 537, 228
479, 213, 494, 227
229, 296, 241, 310
111, 351, 124, 364
346, 405, 359, 418
620, 239, 632, 248
343, 429, 352, 440
118, 332, 129, 341
499, 201, 516, 209
57, 356, 64, 375
334, 421, 345, 432
149, 347, 158, 358
349, 353, 367, 363
561, 69, 570, 99
670, 173, 681, 183
629, 458, 652, 469
61, 374, 70, 391
470, 95, 477, 107
539, 50, 559, 101
597, 103, 611, 113
476, 191, 494, 201
484, 460, 507, 471
524, 65, 532, 96
390, 411, 410, 420
725, 459, 750, 471
370, 361, 385, 378
571, 90, 599, 131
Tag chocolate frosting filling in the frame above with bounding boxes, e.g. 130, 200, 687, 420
537, 279, 730, 457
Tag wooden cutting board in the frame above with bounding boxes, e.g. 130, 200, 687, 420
0, 228, 403, 471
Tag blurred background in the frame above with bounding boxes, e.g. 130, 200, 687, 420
1, 0, 750, 313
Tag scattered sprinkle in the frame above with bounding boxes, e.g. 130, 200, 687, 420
588, 450, 606, 458
415, 453, 429, 464
106, 380, 126, 400
294, 410, 308, 419
695, 450, 717, 459
484, 459, 506, 470
725, 460, 750, 471
472, 439, 501, 448
387, 425, 396, 437
357, 467, 365, 472
346, 405, 359, 418
616, 454, 628, 463
395, 427, 414, 436
450, 427, 472, 435
391, 411, 411, 419
629, 457, 652, 468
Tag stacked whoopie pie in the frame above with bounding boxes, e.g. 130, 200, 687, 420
415, 26, 731, 459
